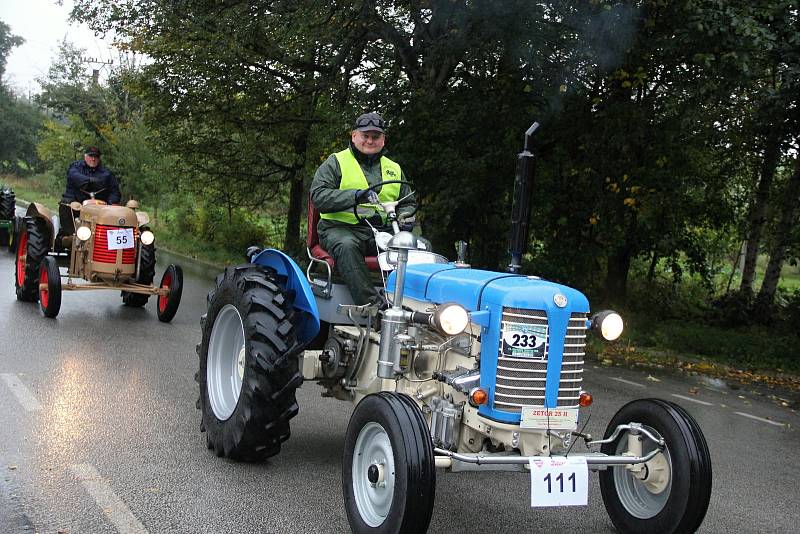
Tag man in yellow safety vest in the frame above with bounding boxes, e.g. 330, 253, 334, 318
310, 112, 416, 306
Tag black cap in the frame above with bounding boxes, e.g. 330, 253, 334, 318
85, 146, 101, 156
354, 112, 385, 133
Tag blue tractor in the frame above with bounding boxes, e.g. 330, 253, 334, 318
196, 123, 711, 534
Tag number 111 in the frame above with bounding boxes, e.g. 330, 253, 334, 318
544, 472, 576, 493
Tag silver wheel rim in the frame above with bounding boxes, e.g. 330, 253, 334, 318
352, 422, 395, 527
613, 425, 672, 519
207, 304, 246, 420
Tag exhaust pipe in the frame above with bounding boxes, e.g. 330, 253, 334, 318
507, 121, 539, 273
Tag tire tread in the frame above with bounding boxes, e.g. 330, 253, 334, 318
197, 264, 301, 462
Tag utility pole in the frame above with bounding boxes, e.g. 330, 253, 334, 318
82, 57, 114, 86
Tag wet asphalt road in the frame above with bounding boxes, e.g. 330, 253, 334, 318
0, 232, 798, 533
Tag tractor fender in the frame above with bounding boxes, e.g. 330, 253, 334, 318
251, 248, 320, 345
25, 202, 56, 248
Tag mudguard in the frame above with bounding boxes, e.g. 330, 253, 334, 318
251, 248, 320, 345
25, 202, 56, 249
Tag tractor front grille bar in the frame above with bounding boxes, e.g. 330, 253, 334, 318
494, 309, 588, 412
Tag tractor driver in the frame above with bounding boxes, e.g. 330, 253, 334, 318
310, 112, 416, 307
60, 146, 121, 235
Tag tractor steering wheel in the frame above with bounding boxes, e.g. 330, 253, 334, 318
352, 180, 417, 226
80, 187, 107, 205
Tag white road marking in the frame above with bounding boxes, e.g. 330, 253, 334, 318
671, 394, 713, 406
70, 464, 148, 534
611, 377, 645, 388
0, 373, 42, 411
733, 412, 786, 428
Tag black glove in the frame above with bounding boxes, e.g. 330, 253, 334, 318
355, 189, 380, 204
366, 214, 384, 227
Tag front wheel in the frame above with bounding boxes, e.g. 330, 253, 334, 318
156, 264, 183, 322
39, 256, 62, 318
196, 264, 302, 461
343, 392, 436, 534
599, 398, 712, 534
122, 243, 156, 307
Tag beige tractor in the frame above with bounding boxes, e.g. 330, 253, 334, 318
14, 196, 182, 321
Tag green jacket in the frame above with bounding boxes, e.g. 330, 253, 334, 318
310, 143, 416, 233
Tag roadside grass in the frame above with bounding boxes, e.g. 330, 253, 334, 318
590, 263, 800, 381
621, 315, 800, 374
152, 226, 243, 267
2, 173, 61, 210
720, 256, 800, 293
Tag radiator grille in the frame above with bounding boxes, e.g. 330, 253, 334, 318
493, 309, 588, 413
92, 225, 138, 265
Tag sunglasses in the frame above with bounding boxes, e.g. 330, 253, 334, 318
356, 117, 385, 129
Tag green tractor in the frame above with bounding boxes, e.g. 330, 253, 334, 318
0, 184, 19, 252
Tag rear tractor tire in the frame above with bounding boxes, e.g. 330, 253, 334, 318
599, 398, 712, 534
196, 264, 302, 461
39, 256, 62, 318
15, 217, 50, 302
0, 189, 14, 247
122, 243, 156, 307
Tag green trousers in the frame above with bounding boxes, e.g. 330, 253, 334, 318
318, 224, 381, 306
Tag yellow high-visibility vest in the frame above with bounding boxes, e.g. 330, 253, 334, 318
320, 149, 401, 224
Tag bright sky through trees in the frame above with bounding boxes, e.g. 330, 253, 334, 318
0, 0, 113, 94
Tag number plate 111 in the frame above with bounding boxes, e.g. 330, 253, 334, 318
529, 457, 588, 507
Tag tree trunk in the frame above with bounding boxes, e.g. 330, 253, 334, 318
757, 155, 800, 306
647, 250, 659, 283
725, 241, 743, 294
605, 247, 632, 301
740, 130, 781, 294
283, 171, 304, 257
283, 120, 312, 258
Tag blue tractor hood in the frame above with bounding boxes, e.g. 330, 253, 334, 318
387, 263, 589, 313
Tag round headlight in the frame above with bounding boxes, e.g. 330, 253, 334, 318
76, 225, 92, 241
592, 310, 623, 341
140, 230, 155, 245
433, 303, 470, 336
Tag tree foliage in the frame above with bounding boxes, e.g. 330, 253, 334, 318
56, 0, 800, 315
0, 19, 43, 173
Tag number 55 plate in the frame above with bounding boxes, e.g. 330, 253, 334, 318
529, 456, 588, 507
106, 228, 134, 250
